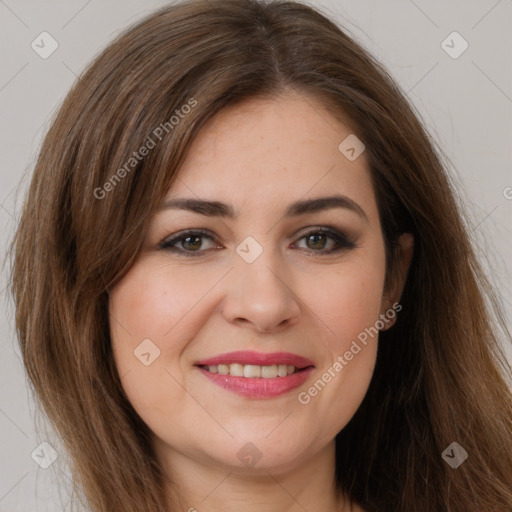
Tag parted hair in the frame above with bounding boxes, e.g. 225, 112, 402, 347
10, 0, 512, 511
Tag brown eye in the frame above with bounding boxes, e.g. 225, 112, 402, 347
305, 233, 328, 250
160, 227, 355, 257
180, 235, 203, 252
160, 230, 218, 256
293, 228, 356, 254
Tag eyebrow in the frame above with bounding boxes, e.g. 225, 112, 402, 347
158, 194, 368, 222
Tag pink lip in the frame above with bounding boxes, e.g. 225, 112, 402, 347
198, 366, 314, 398
195, 350, 315, 369
195, 350, 315, 399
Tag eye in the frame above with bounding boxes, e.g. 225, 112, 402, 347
292, 227, 356, 254
159, 226, 355, 257
159, 229, 220, 256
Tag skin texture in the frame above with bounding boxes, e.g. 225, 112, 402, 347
109, 92, 413, 512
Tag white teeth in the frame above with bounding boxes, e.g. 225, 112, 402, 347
277, 364, 288, 377
230, 363, 244, 377
261, 365, 278, 378
243, 364, 261, 378
204, 363, 298, 378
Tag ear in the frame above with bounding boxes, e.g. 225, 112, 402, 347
380, 233, 414, 329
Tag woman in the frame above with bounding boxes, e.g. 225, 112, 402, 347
9, 0, 512, 510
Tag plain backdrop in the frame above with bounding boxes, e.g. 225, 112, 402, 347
1, 0, 511, 510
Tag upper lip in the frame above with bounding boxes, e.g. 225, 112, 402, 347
195, 350, 315, 369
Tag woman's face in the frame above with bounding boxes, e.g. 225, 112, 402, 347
109, 92, 405, 475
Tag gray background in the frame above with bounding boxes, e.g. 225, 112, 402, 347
1, 0, 511, 510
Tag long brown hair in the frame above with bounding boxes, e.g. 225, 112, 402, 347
9, 0, 512, 510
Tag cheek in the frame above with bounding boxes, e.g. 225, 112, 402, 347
306, 250, 387, 351
109, 262, 206, 341
296, 282, 380, 445
293, 247, 385, 434
109, 255, 230, 373
108, 260, 207, 401
108, 261, 210, 434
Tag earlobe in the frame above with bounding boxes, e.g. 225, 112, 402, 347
381, 233, 414, 328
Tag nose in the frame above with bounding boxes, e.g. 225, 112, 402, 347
221, 247, 301, 333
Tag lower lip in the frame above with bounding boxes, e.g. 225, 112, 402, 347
197, 366, 314, 398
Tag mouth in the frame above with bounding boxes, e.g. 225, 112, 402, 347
198, 363, 303, 378
194, 351, 315, 398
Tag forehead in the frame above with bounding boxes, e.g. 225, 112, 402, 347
165, 93, 376, 216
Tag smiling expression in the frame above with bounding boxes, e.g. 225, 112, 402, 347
109, 91, 399, 474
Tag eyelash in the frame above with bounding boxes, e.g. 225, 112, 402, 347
158, 227, 356, 257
